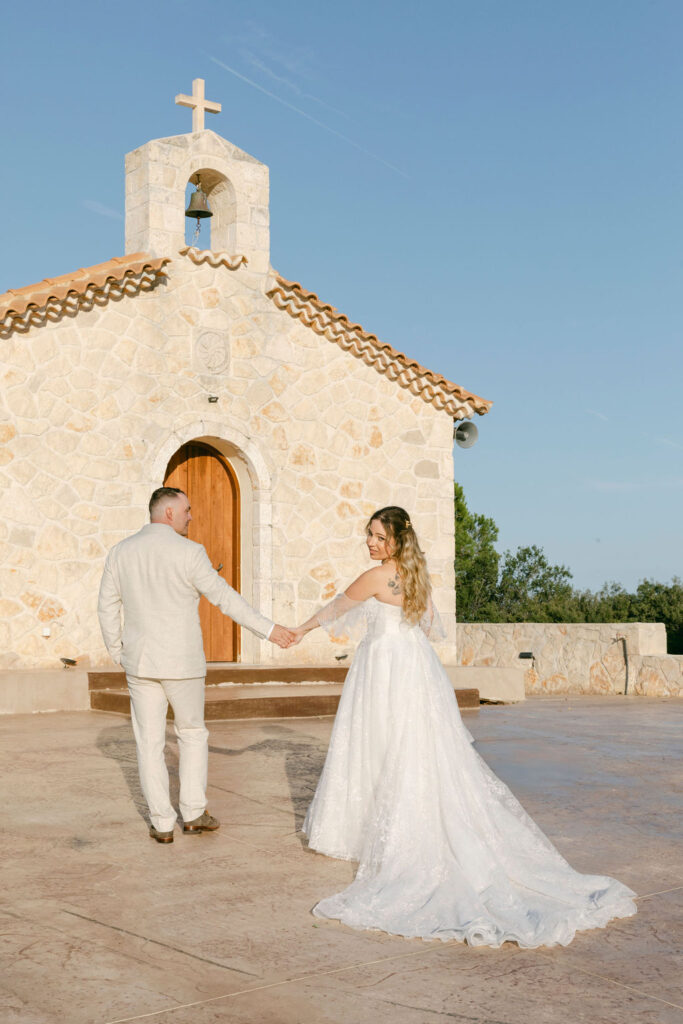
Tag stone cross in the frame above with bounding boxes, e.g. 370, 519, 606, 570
175, 78, 222, 132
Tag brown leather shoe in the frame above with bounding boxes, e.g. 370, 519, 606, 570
183, 810, 220, 834
149, 825, 174, 844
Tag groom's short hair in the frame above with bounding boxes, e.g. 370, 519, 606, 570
149, 486, 185, 518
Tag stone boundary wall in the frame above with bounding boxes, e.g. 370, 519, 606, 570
456, 622, 683, 698
632, 655, 683, 698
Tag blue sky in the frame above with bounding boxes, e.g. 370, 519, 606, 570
2, 0, 681, 591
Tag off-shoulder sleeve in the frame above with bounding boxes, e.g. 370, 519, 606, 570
314, 593, 367, 642
419, 593, 447, 640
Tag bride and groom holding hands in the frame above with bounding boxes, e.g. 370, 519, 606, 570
98, 486, 636, 948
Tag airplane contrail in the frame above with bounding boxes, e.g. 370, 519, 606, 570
209, 55, 409, 179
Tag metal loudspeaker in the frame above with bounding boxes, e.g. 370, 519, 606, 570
453, 421, 479, 449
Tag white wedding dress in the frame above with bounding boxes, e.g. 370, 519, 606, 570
302, 596, 637, 948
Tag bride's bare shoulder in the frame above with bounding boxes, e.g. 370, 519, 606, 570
345, 565, 387, 600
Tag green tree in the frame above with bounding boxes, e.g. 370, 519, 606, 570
495, 545, 574, 621
453, 485, 683, 652
453, 483, 500, 621
632, 578, 683, 653
572, 582, 633, 623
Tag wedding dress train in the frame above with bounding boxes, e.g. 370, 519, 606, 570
302, 597, 636, 948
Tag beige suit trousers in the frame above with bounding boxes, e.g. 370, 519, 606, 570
126, 674, 207, 832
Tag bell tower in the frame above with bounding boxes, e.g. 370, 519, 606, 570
124, 78, 270, 275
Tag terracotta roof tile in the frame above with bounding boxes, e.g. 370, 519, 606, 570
0, 253, 170, 336
179, 246, 247, 270
266, 274, 492, 420
1, 248, 492, 421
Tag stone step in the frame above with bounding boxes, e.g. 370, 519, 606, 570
87, 665, 347, 691
89, 680, 480, 720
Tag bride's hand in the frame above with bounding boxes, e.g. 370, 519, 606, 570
289, 627, 306, 646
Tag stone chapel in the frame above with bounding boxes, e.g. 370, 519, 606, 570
0, 80, 491, 678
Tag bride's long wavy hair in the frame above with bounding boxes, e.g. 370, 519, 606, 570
367, 506, 430, 624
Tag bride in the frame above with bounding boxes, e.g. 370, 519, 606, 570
292, 506, 636, 948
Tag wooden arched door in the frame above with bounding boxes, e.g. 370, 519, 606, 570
164, 442, 241, 662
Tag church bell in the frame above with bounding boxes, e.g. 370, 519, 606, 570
185, 180, 212, 219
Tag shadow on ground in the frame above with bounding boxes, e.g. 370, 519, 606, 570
96, 721, 180, 823
95, 720, 326, 837
208, 723, 328, 837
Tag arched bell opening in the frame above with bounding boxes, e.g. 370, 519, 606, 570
184, 167, 237, 251
164, 441, 241, 662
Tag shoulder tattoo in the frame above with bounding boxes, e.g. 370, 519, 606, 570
387, 573, 402, 595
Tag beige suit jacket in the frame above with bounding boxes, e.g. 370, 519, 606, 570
97, 523, 274, 679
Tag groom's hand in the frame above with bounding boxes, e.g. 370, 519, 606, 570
269, 624, 297, 648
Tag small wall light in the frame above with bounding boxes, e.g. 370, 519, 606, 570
60, 657, 77, 669
518, 652, 534, 660
207, 395, 219, 403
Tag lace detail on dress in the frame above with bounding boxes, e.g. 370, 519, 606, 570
314, 593, 367, 642
419, 594, 446, 640
315, 591, 446, 641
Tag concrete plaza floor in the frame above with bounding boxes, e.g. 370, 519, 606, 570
1, 696, 682, 1024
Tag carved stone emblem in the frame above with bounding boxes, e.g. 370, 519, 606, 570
195, 331, 229, 374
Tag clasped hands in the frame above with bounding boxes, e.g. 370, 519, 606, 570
268, 624, 306, 649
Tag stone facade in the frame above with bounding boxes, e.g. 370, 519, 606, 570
457, 622, 683, 697
0, 128, 491, 673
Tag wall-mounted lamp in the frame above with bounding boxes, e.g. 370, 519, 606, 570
519, 652, 536, 675
207, 395, 219, 403
60, 657, 77, 669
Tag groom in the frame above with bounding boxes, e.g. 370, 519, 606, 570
98, 486, 295, 843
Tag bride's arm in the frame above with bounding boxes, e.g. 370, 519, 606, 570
294, 568, 383, 639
